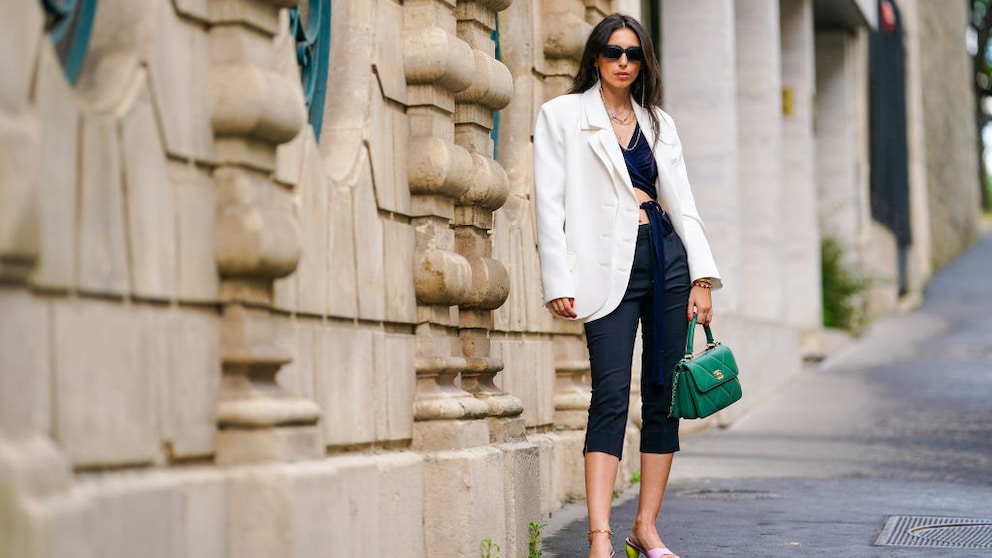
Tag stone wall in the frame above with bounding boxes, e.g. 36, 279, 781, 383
2, 1, 984, 557
917, 0, 982, 269
1, 1, 645, 557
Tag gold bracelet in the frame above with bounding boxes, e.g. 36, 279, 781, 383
692, 280, 713, 289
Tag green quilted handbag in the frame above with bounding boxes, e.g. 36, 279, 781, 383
668, 316, 742, 419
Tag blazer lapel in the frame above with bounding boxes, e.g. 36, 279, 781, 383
581, 86, 634, 196
637, 103, 687, 237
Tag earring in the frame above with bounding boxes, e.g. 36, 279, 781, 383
596, 66, 601, 83
641, 80, 645, 107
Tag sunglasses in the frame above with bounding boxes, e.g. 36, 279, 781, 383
601, 45, 644, 62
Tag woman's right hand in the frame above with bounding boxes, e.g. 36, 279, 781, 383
547, 297, 577, 319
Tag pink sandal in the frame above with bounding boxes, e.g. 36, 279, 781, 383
624, 537, 677, 558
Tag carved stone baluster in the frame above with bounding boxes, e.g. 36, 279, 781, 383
208, 0, 321, 464
452, 1, 521, 428
404, 0, 491, 435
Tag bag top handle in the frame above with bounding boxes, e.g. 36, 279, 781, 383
683, 315, 717, 359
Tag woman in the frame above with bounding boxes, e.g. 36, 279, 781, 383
533, 13, 722, 558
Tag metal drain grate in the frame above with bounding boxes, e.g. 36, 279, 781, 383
874, 516, 992, 548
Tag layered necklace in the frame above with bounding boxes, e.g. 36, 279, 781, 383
600, 86, 640, 151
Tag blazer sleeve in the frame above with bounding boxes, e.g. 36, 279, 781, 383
660, 110, 723, 290
533, 103, 576, 304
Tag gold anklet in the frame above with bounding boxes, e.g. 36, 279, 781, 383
588, 528, 613, 539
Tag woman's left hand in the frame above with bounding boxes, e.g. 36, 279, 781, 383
688, 285, 713, 325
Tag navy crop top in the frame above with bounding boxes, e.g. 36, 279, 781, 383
621, 123, 658, 199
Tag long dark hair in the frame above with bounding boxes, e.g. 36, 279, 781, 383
568, 14, 663, 144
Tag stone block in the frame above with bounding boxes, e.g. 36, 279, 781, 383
326, 163, 359, 319
226, 458, 374, 558
499, 440, 542, 558
527, 433, 562, 517
0, 109, 40, 281
78, 112, 130, 296
147, 0, 213, 162
53, 299, 157, 467
374, 333, 416, 442
169, 162, 219, 303
120, 73, 178, 301
0, 0, 42, 108
412, 419, 491, 453
294, 135, 329, 316
318, 324, 375, 447
275, 316, 318, 402
159, 308, 221, 459
369, 84, 411, 215
81, 472, 184, 558
325, 0, 375, 134
549, 429, 586, 503
318, 455, 381, 557
225, 466, 295, 558
216, 425, 322, 465
31, 42, 80, 290
374, 0, 408, 104
382, 220, 417, 324
375, 452, 426, 557
180, 470, 228, 558
207, 0, 287, 36
1, 454, 93, 558
497, 339, 554, 429
422, 446, 507, 558
0, 290, 50, 438
82, 0, 158, 73
354, 151, 386, 321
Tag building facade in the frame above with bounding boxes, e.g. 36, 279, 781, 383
0, 1, 982, 557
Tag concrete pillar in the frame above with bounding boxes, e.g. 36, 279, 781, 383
815, 30, 872, 274
779, 0, 823, 343
661, 0, 741, 313
735, 0, 785, 321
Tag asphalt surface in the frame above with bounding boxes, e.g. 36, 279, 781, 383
543, 226, 992, 558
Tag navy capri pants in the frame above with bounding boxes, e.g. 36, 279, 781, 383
582, 217, 692, 459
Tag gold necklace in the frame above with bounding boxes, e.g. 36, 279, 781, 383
600, 86, 634, 126
600, 86, 640, 150
612, 120, 641, 151
610, 111, 634, 125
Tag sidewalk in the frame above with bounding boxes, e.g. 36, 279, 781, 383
543, 227, 992, 557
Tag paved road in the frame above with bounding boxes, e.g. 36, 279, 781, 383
544, 227, 992, 558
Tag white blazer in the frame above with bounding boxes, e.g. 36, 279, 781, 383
534, 85, 722, 322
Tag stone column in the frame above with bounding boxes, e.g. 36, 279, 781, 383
404, 0, 489, 436
735, 0, 785, 321
452, 0, 521, 434
404, 1, 514, 555
661, 0, 741, 313
208, 0, 322, 465
815, 30, 872, 276
779, 0, 823, 344
540, 1, 592, 99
